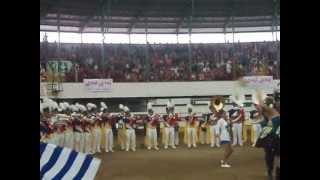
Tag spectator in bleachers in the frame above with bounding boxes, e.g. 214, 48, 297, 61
40, 41, 280, 82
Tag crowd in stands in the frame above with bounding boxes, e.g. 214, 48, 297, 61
40, 41, 280, 82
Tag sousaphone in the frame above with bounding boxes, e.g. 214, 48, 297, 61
210, 96, 224, 112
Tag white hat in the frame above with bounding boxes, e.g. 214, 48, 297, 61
186, 103, 193, 112
70, 105, 79, 112
119, 104, 124, 110
86, 103, 97, 111
123, 106, 130, 112
231, 93, 244, 107
100, 102, 108, 111
44, 98, 58, 111
76, 103, 87, 112
167, 100, 174, 108
59, 102, 67, 111
147, 102, 153, 110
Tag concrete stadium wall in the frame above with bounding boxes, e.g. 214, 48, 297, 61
41, 80, 280, 99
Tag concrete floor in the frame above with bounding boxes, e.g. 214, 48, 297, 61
94, 137, 268, 180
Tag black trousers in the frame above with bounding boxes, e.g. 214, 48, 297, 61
264, 147, 276, 175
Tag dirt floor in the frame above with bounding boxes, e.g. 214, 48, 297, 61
94, 136, 268, 180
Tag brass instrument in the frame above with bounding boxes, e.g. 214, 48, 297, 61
210, 96, 224, 112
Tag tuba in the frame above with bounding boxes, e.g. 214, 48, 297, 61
210, 96, 224, 112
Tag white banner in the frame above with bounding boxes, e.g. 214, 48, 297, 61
83, 79, 113, 92
241, 76, 274, 89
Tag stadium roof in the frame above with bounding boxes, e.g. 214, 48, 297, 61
40, 0, 280, 34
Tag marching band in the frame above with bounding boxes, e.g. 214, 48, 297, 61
40, 99, 263, 153
40, 92, 279, 171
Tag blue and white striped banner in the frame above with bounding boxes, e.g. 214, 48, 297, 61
40, 142, 101, 180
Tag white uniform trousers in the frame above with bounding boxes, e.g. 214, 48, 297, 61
105, 128, 114, 152
56, 133, 65, 147
64, 131, 74, 149
199, 130, 206, 144
164, 127, 175, 148
74, 132, 81, 152
84, 132, 92, 154
187, 127, 197, 148
93, 129, 101, 153
252, 124, 262, 145
174, 129, 179, 145
147, 128, 158, 149
47, 134, 57, 145
126, 128, 136, 151
232, 123, 243, 146
79, 133, 85, 153
210, 125, 220, 147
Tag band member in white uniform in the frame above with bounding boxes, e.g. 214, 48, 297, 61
84, 118, 93, 154
103, 111, 114, 153
206, 113, 217, 147
64, 120, 74, 149
73, 116, 83, 152
163, 114, 177, 149
199, 118, 207, 145
146, 112, 160, 150
250, 110, 263, 147
117, 104, 127, 151
207, 109, 220, 148
230, 105, 245, 147
173, 113, 180, 146
124, 107, 137, 152
185, 111, 198, 148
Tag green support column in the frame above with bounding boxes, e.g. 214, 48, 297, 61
188, 17, 192, 72
232, 16, 235, 44
100, 14, 105, 69
128, 33, 131, 62
274, 0, 279, 41
144, 17, 150, 78
57, 11, 61, 58
188, 0, 194, 73
100, 0, 111, 69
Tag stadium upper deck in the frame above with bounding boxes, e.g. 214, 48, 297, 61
40, 0, 280, 34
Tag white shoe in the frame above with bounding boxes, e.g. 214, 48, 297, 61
172, 146, 176, 149
221, 163, 232, 168
252, 144, 256, 147
132, 148, 136, 152
164, 146, 168, 149
193, 144, 197, 148
126, 149, 129, 152
106, 150, 109, 153
239, 144, 243, 147
147, 147, 151, 150
210, 144, 215, 148
155, 147, 159, 151
110, 149, 114, 153
188, 145, 191, 148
